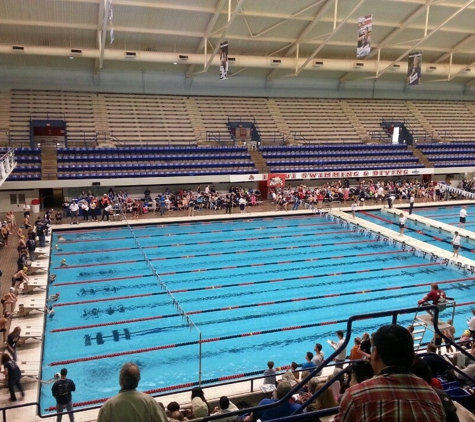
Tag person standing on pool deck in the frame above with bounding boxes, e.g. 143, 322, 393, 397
409, 193, 415, 215
351, 200, 358, 219
399, 213, 406, 236
97, 362, 168, 422
452, 231, 461, 258
52, 368, 76, 422
459, 206, 467, 229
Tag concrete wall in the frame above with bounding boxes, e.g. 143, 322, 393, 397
2, 65, 475, 100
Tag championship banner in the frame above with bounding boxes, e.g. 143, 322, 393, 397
357, 14, 372, 58
407, 52, 422, 85
220, 41, 228, 80
267, 174, 286, 187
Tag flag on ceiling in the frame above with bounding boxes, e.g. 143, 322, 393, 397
357, 14, 372, 58
407, 52, 422, 85
108, 0, 114, 44
220, 41, 229, 80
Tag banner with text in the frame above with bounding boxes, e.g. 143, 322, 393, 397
407, 52, 422, 85
267, 174, 286, 187
357, 14, 372, 58
229, 167, 434, 183
220, 41, 229, 80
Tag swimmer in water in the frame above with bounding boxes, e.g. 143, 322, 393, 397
60, 259, 67, 267
48, 293, 60, 302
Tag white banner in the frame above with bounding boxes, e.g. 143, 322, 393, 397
357, 14, 372, 58
229, 167, 434, 183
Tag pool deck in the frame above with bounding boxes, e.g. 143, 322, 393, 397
2, 198, 475, 421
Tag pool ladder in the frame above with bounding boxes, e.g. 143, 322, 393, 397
412, 300, 456, 350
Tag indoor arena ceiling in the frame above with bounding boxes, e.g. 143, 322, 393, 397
2, 0, 475, 83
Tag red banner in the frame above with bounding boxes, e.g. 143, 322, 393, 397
267, 174, 286, 187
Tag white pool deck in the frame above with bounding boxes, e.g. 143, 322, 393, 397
5, 200, 475, 422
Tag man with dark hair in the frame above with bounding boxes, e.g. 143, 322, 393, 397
52, 368, 76, 422
335, 324, 446, 422
313, 343, 324, 376
97, 362, 167, 422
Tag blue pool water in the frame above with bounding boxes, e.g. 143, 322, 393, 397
415, 205, 475, 232
357, 208, 475, 259
40, 215, 475, 412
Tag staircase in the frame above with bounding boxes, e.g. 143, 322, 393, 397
41, 144, 58, 180
267, 99, 293, 143
406, 101, 439, 139
185, 97, 206, 143
409, 146, 433, 168
464, 101, 475, 119
340, 100, 367, 139
0, 92, 11, 146
92, 94, 112, 146
249, 149, 269, 174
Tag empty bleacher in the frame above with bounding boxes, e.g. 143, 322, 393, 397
417, 142, 475, 167
190, 96, 281, 144
9, 90, 95, 145
273, 99, 361, 143
103, 93, 196, 145
261, 144, 423, 173
412, 100, 475, 141
56, 146, 257, 179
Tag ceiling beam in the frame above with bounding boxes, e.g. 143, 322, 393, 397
293, 0, 366, 77
197, 0, 247, 75
374, 0, 475, 81
266, 0, 335, 80
186, 0, 227, 77
434, 33, 475, 63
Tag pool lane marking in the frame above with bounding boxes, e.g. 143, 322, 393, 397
53, 229, 357, 257
360, 211, 475, 250
48, 296, 475, 366
50, 275, 475, 332
56, 220, 336, 244
54, 274, 151, 287
51, 234, 372, 269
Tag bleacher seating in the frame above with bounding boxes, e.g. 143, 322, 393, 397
9, 90, 95, 144
103, 93, 196, 145
273, 99, 360, 143
260, 144, 423, 172
412, 101, 475, 141
417, 142, 475, 167
56, 146, 257, 179
1, 147, 41, 181
345, 99, 429, 141
191, 96, 281, 143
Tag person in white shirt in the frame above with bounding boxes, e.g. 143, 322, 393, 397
467, 309, 475, 340
452, 231, 461, 258
312, 343, 324, 376
351, 201, 358, 219
409, 194, 414, 215
459, 206, 467, 229
329, 330, 347, 368
69, 200, 80, 225
399, 213, 406, 236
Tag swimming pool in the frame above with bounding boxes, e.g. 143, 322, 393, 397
357, 208, 475, 259
40, 214, 475, 412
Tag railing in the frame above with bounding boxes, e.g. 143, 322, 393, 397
30, 112, 65, 121
291, 131, 308, 144
227, 115, 256, 124
259, 132, 286, 145
438, 182, 475, 200
439, 130, 458, 142
362, 130, 389, 143
0, 148, 16, 185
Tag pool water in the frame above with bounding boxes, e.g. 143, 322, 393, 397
357, 209, 475, 259
40, 215, 475, 411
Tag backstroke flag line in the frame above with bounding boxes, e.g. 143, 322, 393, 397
220, 41, 229, 80
407, 52, 422, 85
357, 14, 372, 58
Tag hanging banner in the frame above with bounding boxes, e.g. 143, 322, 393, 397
267, 174, 286, 187
108, 0, 114, 44
357, 15, 372, 58
220, 41, 229, 80
407, 52, 422, 85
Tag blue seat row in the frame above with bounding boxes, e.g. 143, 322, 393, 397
57, 153, 250, 162
57, 168, 258, 179
57, 146, 246, 153
58, 161, 254, 170
262, 151, 412, 158
7, 174, 42, 181
418, 142, 475, 149
12, 165, 41, 172
260, 144, 407, 152
266, 158, 418, 166
269, 163, 425, 172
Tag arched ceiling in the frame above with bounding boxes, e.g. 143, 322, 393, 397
2, 0, 475, 84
